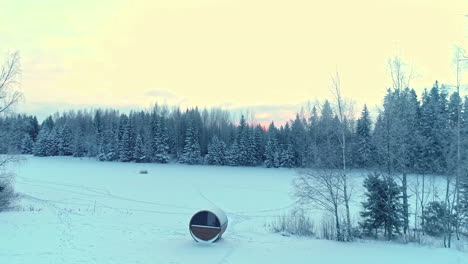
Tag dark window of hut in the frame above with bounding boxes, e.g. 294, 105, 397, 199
191, 211, 220, 227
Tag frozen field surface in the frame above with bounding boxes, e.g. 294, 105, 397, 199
0, 156, 466, 264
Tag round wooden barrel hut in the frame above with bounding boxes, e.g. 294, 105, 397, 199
189, 207, 228, 243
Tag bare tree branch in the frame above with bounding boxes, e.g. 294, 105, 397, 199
0, 51, 22, 115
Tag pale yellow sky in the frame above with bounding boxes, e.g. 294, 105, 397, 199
1, 0, 467, 123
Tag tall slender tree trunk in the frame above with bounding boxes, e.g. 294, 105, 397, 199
342, 130, 352, 241
455, 60, 461, 240
421, 173, 425, 234
444, 174, 452, 248
402, 173, 409, 235
334, 204, 342, 241
331, 72, 352, 241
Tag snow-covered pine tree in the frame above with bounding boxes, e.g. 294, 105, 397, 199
371, 113, 387, 168
446, 92, 462, 176
206, 136, 226, 165
96, 138, 107, 161
46, 128, 60, 156
33, 129, 49, 157
21, 134, 34, 154
119, 115, 134, 162
58, 125, 74, 156
253, 124, 266, 164
317, 101, 341, 168
247, 126, 257, 166
235, 115, 255, 166
41, 116, 54, 131
225, 115, 251, 166
422, 201, 450, 237
179, 119, 201, 165
151, 114, 170, 163
133, 134, 148, 163
354, 105, 373, 168
265, 122, 280, 168
73, 128, 86, 157
106, 120, 120, 161
360, 173, 403, 239
291, 113, 306, 167
280, 143, 295, 168
419, 83, 450, 174
265, 138, 279, 168
29, 116, 40, 142
305, 106, 319, 167
226, 141, 240, 166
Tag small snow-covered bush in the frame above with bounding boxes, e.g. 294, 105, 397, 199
0, 177, 18, 211
422, 201, 450, 237
268, 209, 315, 237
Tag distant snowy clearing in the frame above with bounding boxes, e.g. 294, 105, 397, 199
0, 156, 466, 264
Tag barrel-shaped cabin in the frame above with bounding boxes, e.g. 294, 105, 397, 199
189, 208, 228, 243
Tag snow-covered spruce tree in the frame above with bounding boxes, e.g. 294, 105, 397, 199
29, 116, 40, 142
206, 136, 226, 165
419, 83, 451, 174
58, 124, 74, 156
226, 115, 252, 166
446, 92, 461, 172
73, 128, 87, 157
234, 115, 256, 166
133, 134, 148, 163
150, 113, 170, 163
104, 128, 119, 161
265, 137, 280, 168
316, 101, 341, 168
118, 115, 134, 162
422, 201, 452, 237
96, 138, 107, 161
253, 124, 266, 164
265, 121, 282, 168
291, 113, 307, 167
41, 116, 54, 131
354, 105, 374, 168
304, 106, 319, 167
248, 126, 258, 165
226, 141, 240, 166
95, 110, 107, 161
360, 172, 403, 240
46, 128, 60, 156
280, 144, 295, 168
21, 134, 34, 154
94, 110, 104, 148
33, 129, 50, 157
179, 119, 201, 165
371, 113, 387, 168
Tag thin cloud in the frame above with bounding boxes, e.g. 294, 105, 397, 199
144, 89, 177, 99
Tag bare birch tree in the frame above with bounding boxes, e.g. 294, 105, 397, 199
0, 51, 22, 211
293, 169, 344, 241
0, 51, 22, 115
453, 47, 468, 240
330, 71, 353, 241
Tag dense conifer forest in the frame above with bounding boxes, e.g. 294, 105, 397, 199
1, 82, 467, 177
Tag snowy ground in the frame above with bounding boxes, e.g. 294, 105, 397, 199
0, 156, 467, 264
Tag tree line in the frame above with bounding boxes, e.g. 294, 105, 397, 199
0, 82, 466, 175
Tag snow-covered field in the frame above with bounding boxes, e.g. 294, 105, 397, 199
0, 156, 466, 264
